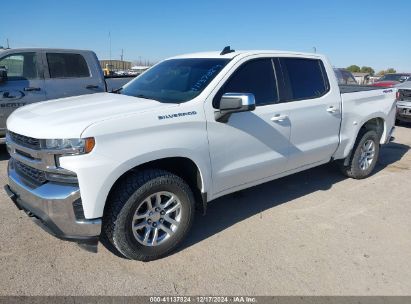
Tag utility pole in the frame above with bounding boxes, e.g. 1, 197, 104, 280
6, 38, 10, 49
120, 48, 124, 70
109, 32, 112, 62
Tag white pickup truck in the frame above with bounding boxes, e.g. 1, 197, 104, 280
4, 48, 396, 261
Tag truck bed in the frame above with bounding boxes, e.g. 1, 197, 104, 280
339, 85, 385, 94
333, 84, 397, 161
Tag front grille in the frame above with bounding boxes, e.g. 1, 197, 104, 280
14, 160, 47, 185
398, 89, 411, 102
9, 131, 41, 150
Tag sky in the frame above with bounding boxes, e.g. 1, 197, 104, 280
2, 0, 411, 72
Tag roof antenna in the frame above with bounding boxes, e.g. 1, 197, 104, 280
220, 46, 235, 55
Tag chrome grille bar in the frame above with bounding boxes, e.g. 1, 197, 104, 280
6, 132, 78, 184
8, 131, 41, 150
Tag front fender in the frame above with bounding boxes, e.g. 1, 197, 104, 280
60, 146, 211, 219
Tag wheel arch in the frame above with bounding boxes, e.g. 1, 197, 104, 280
104, 156, 208, 216
359, 117, 385, 142
342, 116, 385, 166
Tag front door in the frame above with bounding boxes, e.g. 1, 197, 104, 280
206, 58, 291, 196
0, 52, 46, 136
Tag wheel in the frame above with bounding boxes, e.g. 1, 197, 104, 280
338, 130, 380, 179
102, 169, 195, 261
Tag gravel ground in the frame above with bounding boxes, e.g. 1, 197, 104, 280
0, 125, 410, 296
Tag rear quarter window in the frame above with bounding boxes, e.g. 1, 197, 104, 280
47, 53, 90, 78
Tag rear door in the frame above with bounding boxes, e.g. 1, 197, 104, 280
278, 57, 342, 170
0, 51, 46, 136
42, 51, 105, 100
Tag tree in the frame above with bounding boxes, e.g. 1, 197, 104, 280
360, 66, 375, 76
346, 65, 361, 73
376, 68, 397, 76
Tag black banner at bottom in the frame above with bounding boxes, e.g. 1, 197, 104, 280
0, 296, 410, 304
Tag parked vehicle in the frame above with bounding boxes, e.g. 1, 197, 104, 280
395, 81, 411, 123
0, 48, 133, 142
127, 70, 141, 76
4, 48, 396, 261
372, 73, 411, 87
333, 68, 358, 85
396, 77, 411, 87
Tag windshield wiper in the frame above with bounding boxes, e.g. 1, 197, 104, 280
135, 94, 161, 102
111, 87, 123, 94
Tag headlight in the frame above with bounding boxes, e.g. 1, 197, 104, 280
43, 137, 95, 154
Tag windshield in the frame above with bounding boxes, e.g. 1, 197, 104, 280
120, 58, 230, 103
379, 74, 408, 82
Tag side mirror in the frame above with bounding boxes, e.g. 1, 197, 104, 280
0, 66, 7, 84
215, 93, 256, 122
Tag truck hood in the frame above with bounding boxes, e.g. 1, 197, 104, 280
7, 92, 177, 138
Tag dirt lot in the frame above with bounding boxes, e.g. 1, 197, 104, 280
0, 126, 410, 296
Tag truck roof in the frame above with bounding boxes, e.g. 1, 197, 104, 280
0, 48, 94, 54
170, 50, 324, 60
1, 48, 324, 61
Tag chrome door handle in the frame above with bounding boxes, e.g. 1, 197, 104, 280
86, 85, 99, 89
326, 106, 338, 113
271, 114, 288, 122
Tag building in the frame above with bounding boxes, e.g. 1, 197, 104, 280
352, 72, 371, 85
99, 60, 131, 71
130, 65, 150, 73
368, 76, 381, 84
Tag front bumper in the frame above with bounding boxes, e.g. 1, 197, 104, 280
396, 103, 411, 122
5, 162, 101, 244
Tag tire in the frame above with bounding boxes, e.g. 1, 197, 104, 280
102, 169, 195, 261
338, 130, 380, 179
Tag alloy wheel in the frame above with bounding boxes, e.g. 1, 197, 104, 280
131, 191, 182, 246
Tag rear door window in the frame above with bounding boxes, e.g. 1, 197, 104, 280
280, 58, 329, 101
216, 58, 278, 106
46, 53, 90, 78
